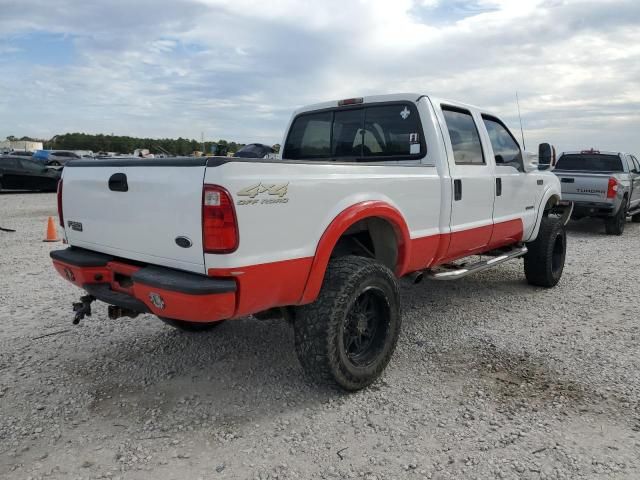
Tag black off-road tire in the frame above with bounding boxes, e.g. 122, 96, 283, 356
293, 256, 401, 391
604, 198, 627, 235
160, 317, 225, 332
524, 217, 566, 288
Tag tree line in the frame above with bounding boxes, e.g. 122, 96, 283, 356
5, 134, 280, 156
48, 133, 245, 155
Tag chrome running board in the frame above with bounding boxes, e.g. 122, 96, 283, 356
426, 245, 528, 281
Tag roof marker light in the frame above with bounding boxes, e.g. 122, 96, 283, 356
338, 97, 364, 106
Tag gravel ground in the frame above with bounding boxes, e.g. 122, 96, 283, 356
1, 192, 639, 480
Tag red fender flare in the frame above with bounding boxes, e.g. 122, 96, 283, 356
299, 201, 411, 304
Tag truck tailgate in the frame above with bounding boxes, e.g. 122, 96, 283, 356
61, 160, 207, 274
554, 171, 612, 203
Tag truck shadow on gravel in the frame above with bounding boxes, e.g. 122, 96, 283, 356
67, 317, 335, 427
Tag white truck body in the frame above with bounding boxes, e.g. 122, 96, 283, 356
52, 93, 567, 389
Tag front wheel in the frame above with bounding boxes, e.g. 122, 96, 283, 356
604, 199, 627, 235
160, 317, 225, 332
524, 217, 566, 288
293, 256, 401, 391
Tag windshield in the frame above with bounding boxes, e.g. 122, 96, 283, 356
555, 154, 623, 172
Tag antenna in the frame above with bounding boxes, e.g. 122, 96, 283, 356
516, 92, 526, 150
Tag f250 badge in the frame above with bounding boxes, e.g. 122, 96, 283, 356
237, 183, 289, 205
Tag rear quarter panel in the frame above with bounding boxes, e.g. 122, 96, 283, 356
203, 161, 444, 270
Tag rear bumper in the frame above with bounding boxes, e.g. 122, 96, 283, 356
51, 248, 236, 322
571, 201, 617, 218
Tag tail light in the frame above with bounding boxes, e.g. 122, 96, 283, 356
57, 179, 64, 227
607, 177, 618, 199
202, 185, 238, 253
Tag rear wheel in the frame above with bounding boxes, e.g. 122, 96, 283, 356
524, 217, 566, 288
48, 161, 61, 166
604, 199, 627, 235
293, 256, 401, 391
160, 317, 225, 332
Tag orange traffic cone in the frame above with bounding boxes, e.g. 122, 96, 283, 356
43, 216, 60, 242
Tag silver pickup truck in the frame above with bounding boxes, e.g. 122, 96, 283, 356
554, 150, 640, 235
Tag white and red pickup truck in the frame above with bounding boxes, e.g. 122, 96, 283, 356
51, 94, 571, 390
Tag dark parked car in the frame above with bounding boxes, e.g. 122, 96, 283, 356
0, 155, 61, 192
233, 143, 275, 159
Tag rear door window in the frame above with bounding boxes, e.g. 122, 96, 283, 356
624, 155, 637, 172
284, 103, 425, 161
555, 154, 623, 172
441, 107, 484, 165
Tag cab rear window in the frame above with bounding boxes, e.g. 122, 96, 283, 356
555, 154, 623, 172
283, 103, 425, 161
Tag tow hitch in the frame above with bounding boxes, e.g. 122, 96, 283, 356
72, 296, 141, 323
72, 295, 95, 324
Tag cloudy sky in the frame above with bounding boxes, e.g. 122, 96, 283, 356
1, 0, 639, 153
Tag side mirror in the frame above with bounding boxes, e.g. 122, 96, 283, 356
538, 143, 553, 166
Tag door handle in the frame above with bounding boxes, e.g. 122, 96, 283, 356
454, 179, 462, 201
108, 173, 128, 192
496, 177, 502, 196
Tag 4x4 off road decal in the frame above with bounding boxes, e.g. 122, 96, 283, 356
237, 182, 289, 205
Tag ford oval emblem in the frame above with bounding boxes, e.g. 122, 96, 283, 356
175, 236, 193, 248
